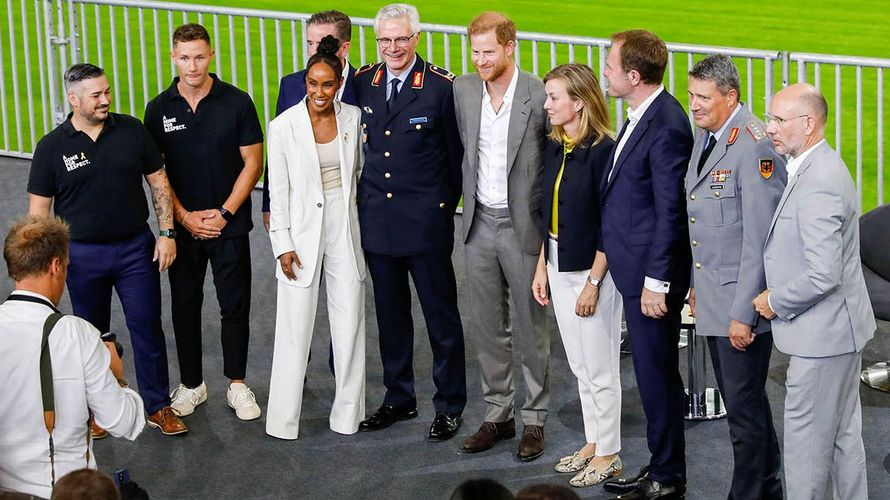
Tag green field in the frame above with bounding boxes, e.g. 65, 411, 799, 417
2, 0, 888, 209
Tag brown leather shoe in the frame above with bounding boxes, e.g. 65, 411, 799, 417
89, 417, 108, 439
147, 406, 189, 436
517, 425, 544, 461
461, 418, 516, 453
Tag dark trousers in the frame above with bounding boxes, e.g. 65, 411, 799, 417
623, 291, 687, 484
707, 333, 783, 500
365, 249, 467, 414
67, 228, 170, 415
170, 235, 251, 387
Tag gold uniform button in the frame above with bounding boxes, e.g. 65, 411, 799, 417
692, 240, 699, 246
415, 124, 422, 130
386, 193, 393, 199
385, 130, 391, 136
690, 217, 696, 224
384, 172, 391, 179
695, 262, 702, 269
384, 152, 391, 158
439, 202, 445, 208
690, 194, 696, 201
714, 191, 721, 197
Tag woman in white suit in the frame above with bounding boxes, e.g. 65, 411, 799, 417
265, 36, 366, 439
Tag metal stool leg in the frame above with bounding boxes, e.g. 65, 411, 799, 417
684, 326, 726, 420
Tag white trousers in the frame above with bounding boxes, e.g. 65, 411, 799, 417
265, 191, 366, 439
547, 237, 623, 454
784, 351, 868, 500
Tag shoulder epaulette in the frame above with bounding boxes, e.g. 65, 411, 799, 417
355, 63, 378, 77
428, 64, 456, 82
746, 120, 768, 141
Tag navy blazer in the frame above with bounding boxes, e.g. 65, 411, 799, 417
353, 56, 463, 256
540, 135, 614, 272
600, 90, 693, 297
262, 64, 357, 212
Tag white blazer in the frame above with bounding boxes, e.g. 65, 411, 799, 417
267, 99, 366, 288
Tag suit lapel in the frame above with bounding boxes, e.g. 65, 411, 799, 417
691, 108, 749, 187
336, 102, 356, 201
384, 57, 425, 125
765, 143, 823, 242
604, 110, 654, 195
602, 119, 629, 194
506, 71, 532, 175
292, 101, 323, 191
464, 75, 483, 188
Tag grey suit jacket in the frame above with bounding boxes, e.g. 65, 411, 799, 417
453, 69, 547, 255
686, 107, 787, 336
764, 140, 876, 357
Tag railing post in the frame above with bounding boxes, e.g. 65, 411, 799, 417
44, 0, 66, 126
781, 51, 790, 88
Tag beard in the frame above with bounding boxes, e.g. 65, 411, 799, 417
479, 59, 510, 82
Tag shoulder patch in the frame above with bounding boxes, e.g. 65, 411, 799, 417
746, 120, 767, 141
759, 158, 775, 179
429, 64, 456, 82
355, 63, 378, 77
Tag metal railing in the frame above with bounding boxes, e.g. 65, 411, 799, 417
1, 0, 887, 211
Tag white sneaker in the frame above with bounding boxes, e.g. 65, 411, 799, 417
169, 381, 207, 417
227, 383, 261, 421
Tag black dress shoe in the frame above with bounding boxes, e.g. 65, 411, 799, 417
428, 413, 462, 441
358, 404, 418, 432
603, 466, 650, 494
611, 478, 685, 499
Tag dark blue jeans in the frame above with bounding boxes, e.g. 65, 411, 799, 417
67, 228, 170, 414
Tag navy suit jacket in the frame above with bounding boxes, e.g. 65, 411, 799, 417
540, 135, 614, 271
262, 64, 357, 212
600, 90, 693, 297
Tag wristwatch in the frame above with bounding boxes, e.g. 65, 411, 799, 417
159, 229, 177, 238
586, 275, 604, 288
218, 206, 235, 222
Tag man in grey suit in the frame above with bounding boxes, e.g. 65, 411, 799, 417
754, 83, 876, 500
685, 55, 786, 500
453, 11, 549, 461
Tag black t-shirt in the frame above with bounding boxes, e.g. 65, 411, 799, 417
28, 113, 163, 243
143, 74, 263, 238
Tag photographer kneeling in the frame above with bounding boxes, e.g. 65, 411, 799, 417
0, 215, 145, 499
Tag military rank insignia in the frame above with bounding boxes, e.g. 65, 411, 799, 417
371, 67, 384, 87
411, 71, 424, 89
759, 158, 774, 179
711, 169, 732, 182
727, 127, 739, 145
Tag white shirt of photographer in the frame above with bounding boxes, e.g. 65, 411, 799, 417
0, 291, 145, 499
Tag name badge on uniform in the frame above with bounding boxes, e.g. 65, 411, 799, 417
409, 117, 428, 124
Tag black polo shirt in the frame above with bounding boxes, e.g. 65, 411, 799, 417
143, 74, 263, 238
27, 113, 163, 243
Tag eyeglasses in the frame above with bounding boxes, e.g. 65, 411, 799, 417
376, 33, 416, 48
765, 114, 810, 126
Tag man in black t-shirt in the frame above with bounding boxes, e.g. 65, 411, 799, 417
27, 63, 187, 436
143, 24, 264, 422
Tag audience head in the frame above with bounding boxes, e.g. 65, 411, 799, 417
544, 63, 612, 146
374, 4, 421, 75
4, 215, 69, 305
63, 63, 110, 125
307, 10, 352, 61
50, 468, 121, 500
687, 54, 741, 132
450, 478, 513, 500
766, 83, 828, 157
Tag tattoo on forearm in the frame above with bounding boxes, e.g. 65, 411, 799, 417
149, 168, 174, 228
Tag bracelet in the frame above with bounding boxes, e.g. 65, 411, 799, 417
182, 211, 192, 225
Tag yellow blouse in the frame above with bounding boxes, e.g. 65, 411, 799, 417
550, 135, 576, 235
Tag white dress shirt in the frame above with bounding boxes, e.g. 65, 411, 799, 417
607, 86, 676, 293
385, 56, 416, 101
475, 65, 520, 209
0, 291, 145, 499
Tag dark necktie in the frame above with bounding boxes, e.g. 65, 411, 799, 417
387, 79, 400, 112
697, 134, 717, 175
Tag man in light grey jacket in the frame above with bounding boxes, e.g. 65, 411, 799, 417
754, 83, 876, 500
453, 11, 549, 461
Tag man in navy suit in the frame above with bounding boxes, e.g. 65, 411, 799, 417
261, 10, 357, 230
599, 30, 693, 500
353, 3, 466, 442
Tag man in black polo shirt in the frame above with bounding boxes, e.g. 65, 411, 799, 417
144, 23, 264, 422
28, 63, 187, 436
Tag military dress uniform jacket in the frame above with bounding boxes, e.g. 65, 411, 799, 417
686, 106, 787, 336
353, 56, 464, 257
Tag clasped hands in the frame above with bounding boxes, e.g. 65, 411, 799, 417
182, 209, 227, 240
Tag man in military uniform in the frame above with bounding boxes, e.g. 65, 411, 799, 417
354, 3, 466, 442
685, 54, 786, 500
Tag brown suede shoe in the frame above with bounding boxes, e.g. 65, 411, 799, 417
461, 418, 516, 453
517, 425, 544, 461
89, 417, 108, 439
147, 406, 189, 436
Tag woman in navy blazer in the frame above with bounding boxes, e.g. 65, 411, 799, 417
531, 64, 624, 488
